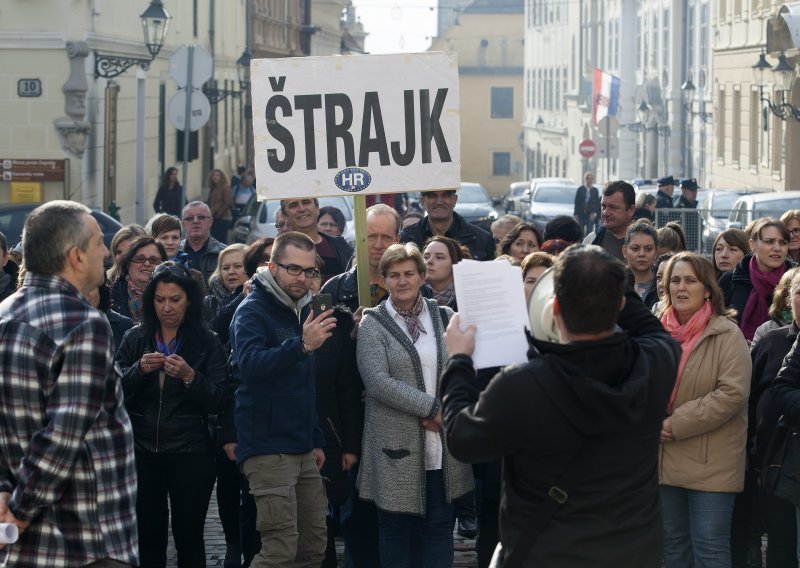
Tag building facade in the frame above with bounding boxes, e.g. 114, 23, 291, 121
710, 0, 799, 192
523, 0, 715, 186
0, 0, 248, 225
430, 0, 524, 198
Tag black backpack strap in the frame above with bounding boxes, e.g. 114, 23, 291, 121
502, 439, 590, 568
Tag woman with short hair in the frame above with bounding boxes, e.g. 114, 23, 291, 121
357, 243, 473, 568
150, 213, 183, 260
712, 229, 750, 278
318, 206, 347, 237
658, 252, 751, 568
521, 252, 554, 302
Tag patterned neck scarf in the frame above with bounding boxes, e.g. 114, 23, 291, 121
431, 281, 455, 307
126, 275, 145, 323
392, 293, 426, 343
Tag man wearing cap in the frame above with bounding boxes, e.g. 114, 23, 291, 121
677, 178, 700, 251
655, 176, 677, 209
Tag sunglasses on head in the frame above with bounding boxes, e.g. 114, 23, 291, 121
152, 261, 189, 279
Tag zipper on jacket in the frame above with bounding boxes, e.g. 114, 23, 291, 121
155, 370, 165, 452
326, 417, 343, 448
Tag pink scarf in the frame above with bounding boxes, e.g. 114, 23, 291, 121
740, 255, 785, 342
661, 301, 714, 414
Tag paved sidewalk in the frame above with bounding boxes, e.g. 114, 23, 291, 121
166, 485, 479, 567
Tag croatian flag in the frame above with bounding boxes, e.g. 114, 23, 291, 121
593, 69, 620, 127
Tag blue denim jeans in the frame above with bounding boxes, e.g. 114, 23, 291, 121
661, 485, 736, 568
377, 470, 454, 568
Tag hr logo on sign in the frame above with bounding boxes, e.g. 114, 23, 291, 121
334, 167, 372, 193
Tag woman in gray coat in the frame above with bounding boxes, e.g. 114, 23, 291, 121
357, 242, 473, 568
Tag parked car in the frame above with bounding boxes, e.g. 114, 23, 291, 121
504, 181, 530, 214
0, 202, 122, 250
526, 182, 580, 234
233, 195, 356, 245
454, 182, 498, 231
699, 189, 754, 253
727, 191, 800, 230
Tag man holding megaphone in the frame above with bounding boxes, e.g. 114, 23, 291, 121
440, 245, 680, 568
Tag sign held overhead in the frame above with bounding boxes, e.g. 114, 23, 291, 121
251, 52, 461, 200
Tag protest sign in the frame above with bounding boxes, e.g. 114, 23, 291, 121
250, 52, 461, 199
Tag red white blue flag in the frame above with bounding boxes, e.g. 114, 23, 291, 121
593, 69, 620, 127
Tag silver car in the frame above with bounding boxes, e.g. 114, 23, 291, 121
526, 182, 580, 233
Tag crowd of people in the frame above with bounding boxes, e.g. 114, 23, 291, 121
3, 173, 800, 568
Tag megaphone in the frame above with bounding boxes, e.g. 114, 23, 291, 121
527, 266, 560, 343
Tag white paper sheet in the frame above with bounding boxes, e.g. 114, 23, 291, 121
452, 260, 530, 369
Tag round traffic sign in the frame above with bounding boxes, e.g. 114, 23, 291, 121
579, 139, 596, 158
167, 90, 211, 132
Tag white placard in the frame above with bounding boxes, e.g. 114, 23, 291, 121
453, 260, 530, 370
250, 52, 461, 200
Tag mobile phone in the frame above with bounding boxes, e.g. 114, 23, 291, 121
312, 293, 333, 315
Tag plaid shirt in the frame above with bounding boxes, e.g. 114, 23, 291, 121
0, 274, 138, 568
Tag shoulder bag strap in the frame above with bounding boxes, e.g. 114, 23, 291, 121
502, 439, 590, 568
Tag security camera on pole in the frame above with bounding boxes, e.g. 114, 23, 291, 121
168, 44, 213, 206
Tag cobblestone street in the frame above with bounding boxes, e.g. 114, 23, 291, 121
166, 485, 479, 567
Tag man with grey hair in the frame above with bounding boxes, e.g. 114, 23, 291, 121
181, 200, 225, 284
0, 200, 138, 567
490, 214, 523, 248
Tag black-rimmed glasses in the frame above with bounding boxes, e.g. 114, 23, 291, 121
152, 261, 189, 279
274, 261, 320, 279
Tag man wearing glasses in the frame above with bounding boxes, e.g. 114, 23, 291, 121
230, 231, 333, 568
180, 201, 226, 284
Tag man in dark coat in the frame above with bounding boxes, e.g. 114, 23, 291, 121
573, 172, 600, 237
440, 245, 679, 567
655, 175, 677, 226
676, 178, 700, 251
400, 190, 495, 260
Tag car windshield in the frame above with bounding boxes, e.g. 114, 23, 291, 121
458, 185, 489, 203
534, 185, 578, 204
755, 199, 800, 216
512, 186, 527, 197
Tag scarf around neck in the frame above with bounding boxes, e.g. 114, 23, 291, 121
431, 281, 455, 308
661, 301, 714, 414
392, 293, 426, 343
740, 255, 785, 342
126, 275, 145, 323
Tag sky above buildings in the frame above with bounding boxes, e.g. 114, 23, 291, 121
350, 0, 438, 54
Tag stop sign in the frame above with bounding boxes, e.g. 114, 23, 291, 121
579, 139, 596, 158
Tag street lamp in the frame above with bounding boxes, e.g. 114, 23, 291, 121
752, 50, 800, 121
535, 115, 545, 132
95, 0, 171, 79
637, 100, 651, 125
237, 47, 253, 91
681, 74, 712, 123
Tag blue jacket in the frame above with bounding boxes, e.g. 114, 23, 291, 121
230, 269, 324, 464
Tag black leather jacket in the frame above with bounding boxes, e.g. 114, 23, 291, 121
116, 325, 229, 453
400, 211, 495, 260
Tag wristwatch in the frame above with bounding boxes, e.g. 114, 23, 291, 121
300, 340, 312, 356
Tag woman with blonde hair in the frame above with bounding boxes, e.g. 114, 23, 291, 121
108, 224, 146, 281
658, 252, 751, 568
781, 209, 800, 264
207, 169, 233, 244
